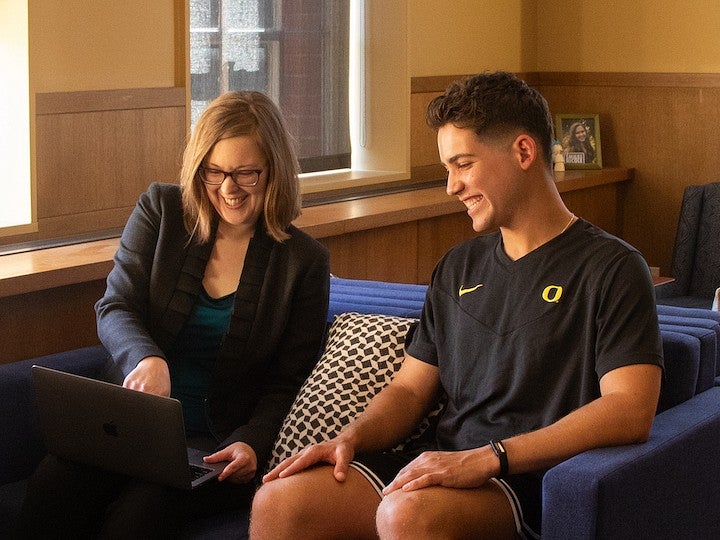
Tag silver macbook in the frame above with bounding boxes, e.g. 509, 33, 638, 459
31, 365, 225, 490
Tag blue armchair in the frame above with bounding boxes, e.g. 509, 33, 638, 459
657, 181, 720, 309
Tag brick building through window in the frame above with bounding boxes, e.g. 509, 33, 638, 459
190, 0, 350, 173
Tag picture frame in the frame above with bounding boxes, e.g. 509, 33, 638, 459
554, 114, 602, 169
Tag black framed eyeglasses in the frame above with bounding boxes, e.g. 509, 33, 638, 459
198, 166, 262, 187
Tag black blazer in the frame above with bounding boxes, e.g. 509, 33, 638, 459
96, 183, 330, 467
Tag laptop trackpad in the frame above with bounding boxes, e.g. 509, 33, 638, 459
187, 447, 224, 488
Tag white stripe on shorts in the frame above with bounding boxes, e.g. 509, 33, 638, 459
348, 460, 386, 498
493, 478, 541, 539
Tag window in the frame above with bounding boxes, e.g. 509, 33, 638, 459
0, 1, 408, 245
189, 0, 409, 188
0, 1, 33, 234
189, 0, 351, 173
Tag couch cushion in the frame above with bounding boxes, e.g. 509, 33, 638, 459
268, 311, 431, 470
328, 277, 427, 321
0, 345, 108, 485
657, 304, 720, 325
657, 331, 701, 412
660, 324, 716, 394
659, 305, 720, 374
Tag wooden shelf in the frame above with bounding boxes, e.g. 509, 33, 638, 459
0, 168, 632, 299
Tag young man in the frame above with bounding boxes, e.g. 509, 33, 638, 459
250, 72, 663, 539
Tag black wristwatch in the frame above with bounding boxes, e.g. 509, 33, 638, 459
489, 439, 509, 478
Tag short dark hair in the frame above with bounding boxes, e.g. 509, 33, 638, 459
426, 71, 554, 168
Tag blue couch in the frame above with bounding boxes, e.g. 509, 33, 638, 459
2, 277, 719, 538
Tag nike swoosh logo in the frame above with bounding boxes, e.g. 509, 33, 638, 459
458, 284, 484, 297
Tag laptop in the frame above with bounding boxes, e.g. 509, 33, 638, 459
31, 365, 225, 490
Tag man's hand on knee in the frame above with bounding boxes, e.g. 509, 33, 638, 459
262, 438, 356, 483
383, 448, 496, 494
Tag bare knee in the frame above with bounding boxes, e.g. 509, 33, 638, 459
250, 478, 307, 539
376, 486, 518, 540
376, 490, 439, 539
250, 466, 381, 539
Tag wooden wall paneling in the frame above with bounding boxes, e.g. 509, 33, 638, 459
34, 106, 185, 236
411, 91, 442, 170
0, 280, 105, 364
561, 182, 623, 237
417, 213, 477, 284
35, 108, 179, 215
0, 238, 117, 297
538, 74, 720, 274
615, 86, 720, 271
320, 221, 418, 283
37, 207, 136, 239
3, 71, 645, 363
1, 173, 629, 361
1, 88, 186, 247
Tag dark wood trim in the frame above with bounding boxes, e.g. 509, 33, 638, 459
554, 168, 635, 193
411, 72, 534, 94
411, 72, 720, 94
35, 87, 186, 115
174, 0, 188, 87
531, 71, 720, 88
411, 75, 470, 94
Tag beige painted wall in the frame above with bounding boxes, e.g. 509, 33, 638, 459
408, 0, 532, 77
28, 1, 720, 94
536, 2, 720, 72
29, 0, 176, 93
30, 1, 529, 91
409, 1, 720, 76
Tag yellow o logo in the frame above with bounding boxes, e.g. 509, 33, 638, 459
542, 285, 563, 303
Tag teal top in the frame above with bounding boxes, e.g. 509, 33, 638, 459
169, 286, 235, 435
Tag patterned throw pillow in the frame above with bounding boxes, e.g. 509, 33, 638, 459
268, 311, 430, 470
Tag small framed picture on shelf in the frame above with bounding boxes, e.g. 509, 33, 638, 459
555, 114, 602, 169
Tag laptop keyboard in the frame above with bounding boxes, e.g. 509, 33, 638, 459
190, 464, 214, 480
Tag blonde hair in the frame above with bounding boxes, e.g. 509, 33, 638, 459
180, 91, 301, 243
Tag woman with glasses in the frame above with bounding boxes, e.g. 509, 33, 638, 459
18, 92, 330, 537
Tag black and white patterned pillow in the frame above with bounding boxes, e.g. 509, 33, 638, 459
268, 311, 427, 470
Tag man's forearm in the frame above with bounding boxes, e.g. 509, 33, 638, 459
499, 363, 661, 476
340, 380, 434, 454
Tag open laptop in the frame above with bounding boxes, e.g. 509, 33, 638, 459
31, 365, 225, 490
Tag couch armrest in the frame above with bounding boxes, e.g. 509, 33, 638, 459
542, 387, 720, 540
0, 346, 108, 485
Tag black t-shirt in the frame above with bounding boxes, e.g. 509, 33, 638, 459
406, 219, 664, 451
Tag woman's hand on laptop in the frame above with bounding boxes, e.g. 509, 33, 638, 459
122, 356, 171, 397
204, 442, 257, 484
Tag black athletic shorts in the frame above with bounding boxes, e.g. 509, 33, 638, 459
350, 448, 542, 539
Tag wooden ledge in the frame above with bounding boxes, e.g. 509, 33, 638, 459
295, 184, 465, 238
0, 168, 632, 298
554, 167, 634, 192
0, 239, 119, 298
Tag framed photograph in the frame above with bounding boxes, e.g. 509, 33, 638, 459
555, 114, 602, 169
